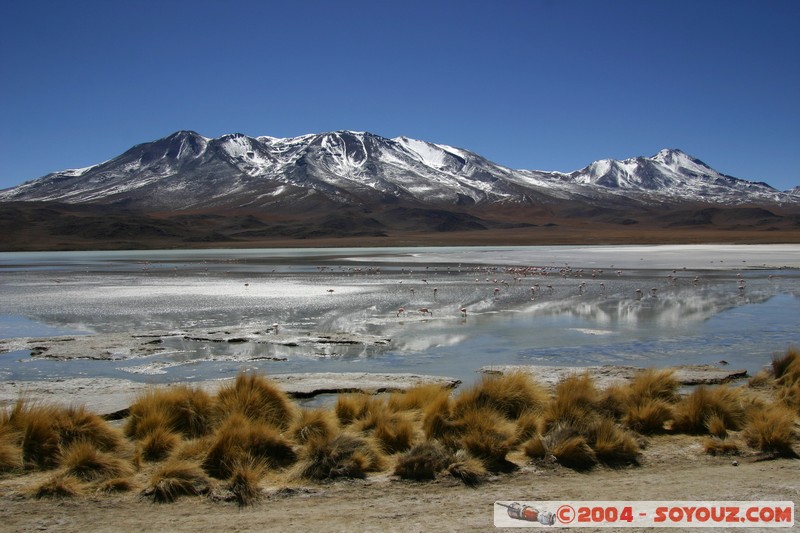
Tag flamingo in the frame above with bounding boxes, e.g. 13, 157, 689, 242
397, 307, 406, 317
460, 307, 468, 318
418, 307, 433, 316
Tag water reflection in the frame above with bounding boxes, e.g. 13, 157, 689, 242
0, 247, 798, 384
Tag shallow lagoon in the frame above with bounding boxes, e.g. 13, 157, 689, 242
1, 245, 798, 385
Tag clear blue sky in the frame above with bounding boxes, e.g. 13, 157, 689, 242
1, 0, 798, 191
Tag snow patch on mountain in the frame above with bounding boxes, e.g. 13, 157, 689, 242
0, 132, 796, 211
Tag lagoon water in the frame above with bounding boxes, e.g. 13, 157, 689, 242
1, 245, 798, 385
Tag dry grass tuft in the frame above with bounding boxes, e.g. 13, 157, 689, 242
203, 414, 296, 479
546, 424, 598, 471
421, 395, 457, 443
515, 409, 543, 444
0, 431, 22, 472
624, 398, 673, 434
97, 477, 137, 493
598, 384, 632, 419
748, 369, 774, 389
393, 440, 452, 480
705, 413, 729, 439
55, 405, 125, 451
19, 406, 62, 469
743, 403, 797, 456
226, 458, 266, 507
542, 373, 600, 432
447, 450, 487, 486
139, 426, 181, 462
125, 386, 214, 440
586, 419, 640, 466
458, 408, 518, 472
772, 347, 800, 383
295, 434, 384, 480
30, 473, 83, 499
145, 460, 213, 503
60, 440, 134, 482
170, 436, 214, 463
215, 373, 295, 430
672, 386, 747, 435
523, 434, 548, 459
289, 408, 339, 445
628, 369, 679, 405
453, 372, 549, 420
702, 437, 740, 456
388, 384, 452, 414
334, 393, 373, 425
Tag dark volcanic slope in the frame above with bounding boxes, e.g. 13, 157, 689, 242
1, 130, 799, 250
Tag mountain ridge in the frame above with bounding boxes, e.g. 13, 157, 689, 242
2, 130, 796, 211
2, 130, 800, 250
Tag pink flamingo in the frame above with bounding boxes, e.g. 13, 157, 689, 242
418, 307, 433, 316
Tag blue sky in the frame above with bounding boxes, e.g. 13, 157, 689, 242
1, 0, 798, 191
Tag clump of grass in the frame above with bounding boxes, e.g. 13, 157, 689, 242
586, 419, 639, 466
20, 405, 62, 469
598, 383, 632, 419
421, 395, 459, 445
215, 372, 295, 430
125, 386, 214, 440
289, 408, 339, 445
0, 431, 22, 472
777, 381, 800, 412
703, 437, 740, 456
294, 434, 384, 480
393, 440, 452, 480
447, 449, 487, 486
624, 399, 673, 434
458, 408, 518, 472
226, 458, 266, 507
672, 386, 747, 435
628, 369, 679, 405
772, 347, 800, 383
60, 440, 134, 482
139, 426, 181, 462
30, 473, 83, 499
388, 384, 453, 414
453, 371, 549, 420
355, 408, 416, 454
55, 405, 125, 451
743, 404, 797, 456
523, 434, 548, 459
203, 414, 295, 479
748, 369, 774, 389
170, 436, 214, 462
145, 460, 213, 503
542, 373, 600, 432
515, 409, 543, 443
545, 424, 597, 471
705, 413, 729, 439
334, 393, 373, 425
97, 477, 137, 494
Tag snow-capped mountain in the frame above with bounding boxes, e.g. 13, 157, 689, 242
0, 130, 795, 211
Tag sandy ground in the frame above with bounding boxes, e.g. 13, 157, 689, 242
0, 436, 797, 532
